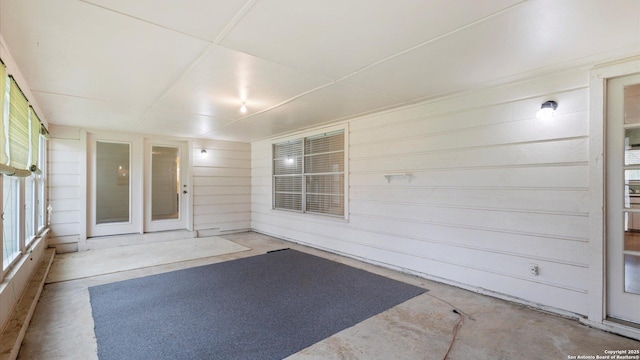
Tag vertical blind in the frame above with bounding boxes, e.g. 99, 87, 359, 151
273, 130, 344, 217
0, 61, 45, 176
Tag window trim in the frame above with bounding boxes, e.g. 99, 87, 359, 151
271, 124, 348, 220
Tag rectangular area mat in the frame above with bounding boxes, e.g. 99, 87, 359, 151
89, 249, 426, 360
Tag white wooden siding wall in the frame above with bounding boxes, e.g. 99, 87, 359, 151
252, 69, 591, 315
192, 140, 251, 234
48, 125, 83, 252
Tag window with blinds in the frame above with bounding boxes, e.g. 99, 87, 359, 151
273, 130, 344, 217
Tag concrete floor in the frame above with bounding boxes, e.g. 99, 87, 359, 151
17, 232, 640, 359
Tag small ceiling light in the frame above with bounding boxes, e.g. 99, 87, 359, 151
200, 149, 208, 157
536, 100, 558, 120
240, 102, 247, 114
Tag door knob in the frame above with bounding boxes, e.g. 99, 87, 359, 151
183, 190, 188, 194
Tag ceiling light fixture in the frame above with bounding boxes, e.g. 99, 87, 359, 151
536, 100, 558, 120
240, 102, 247, 114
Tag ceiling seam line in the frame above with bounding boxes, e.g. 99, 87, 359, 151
132, 0, 259, 132
77, 0, 211, 42
333, 0, 528, 83
213, 0, 261, 44
131, 44, 217, 131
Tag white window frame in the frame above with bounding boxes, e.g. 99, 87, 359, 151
272, 125, 348, 219
36, 134, 47, 235
2, 174, 21, 272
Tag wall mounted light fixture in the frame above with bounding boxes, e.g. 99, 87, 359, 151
240, 102, 247, 114
536, 100, 558, 120
200, 149, 208, 157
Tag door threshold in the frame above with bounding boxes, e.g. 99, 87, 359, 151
80, 230, 196, 251
605, 317, 640, 330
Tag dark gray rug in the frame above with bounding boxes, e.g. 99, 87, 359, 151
89, 248, 426, 360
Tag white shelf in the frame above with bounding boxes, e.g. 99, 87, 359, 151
384, 173, 412, 183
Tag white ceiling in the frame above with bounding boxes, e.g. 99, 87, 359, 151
1, 0, 639, 142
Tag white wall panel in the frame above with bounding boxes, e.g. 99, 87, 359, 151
48, 126, 82, 246
251, 69, 593, 316
191, 140, 251, 234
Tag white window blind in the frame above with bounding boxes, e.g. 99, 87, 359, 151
8, 77, 30, 173
29, 106, 41, 171
304, 131, 344, 216
0, 64, 7, 168
273, 130, 344, 217
273, 138, 303, 212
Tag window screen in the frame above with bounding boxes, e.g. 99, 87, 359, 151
273, 130, 344, 217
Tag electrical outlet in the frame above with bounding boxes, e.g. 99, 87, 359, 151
529, 263, 539, 276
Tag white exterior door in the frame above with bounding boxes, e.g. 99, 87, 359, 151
144, 140, 189, 232
88, 133, 142, 237
606, 73, 640, 324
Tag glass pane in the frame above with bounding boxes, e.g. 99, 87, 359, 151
624, 170, 640, 209
273, 156, 303, 175
304, 131, 344, 154
305, 152, 344, 174
152, 146, 180, 221
306, 174, 344, 195
25, 175, 35, 241
274, 175, 302, 193
624, 83, 640, 124
3, 176, 20, 269
626, 220, 640, 251
96, 142, 130, 224
306, 194, 344, 216
625, 254, 640, 295
274, 193, 302, 211
624, 211, 640, 233
37, 136, 46, 231
624, 128, 640, 165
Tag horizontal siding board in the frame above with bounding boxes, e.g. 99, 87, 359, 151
192, 167, 250, 177
350, 138, 588, 172
349, 202, 589, 239
50, 210, 80, 225
192, 176, 251, 186
48, 162, 80, 175
49, 174, 80, 187
350, 114, 587, 158
350, 88, 588, 145
350, 187, 588, 214
192, 149, 250, 160
50, 223, 80, 237
194, 212, 251, 225
48, 186, 79, 200
194, 203, 251, 214
191, 158, 250, 169
49, 199, 80, 212
193, 194, 251, 205
350, 165, 589, 188
49, 150, 80, 163
193, 186, 250, 196
195, 220, 250, 232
